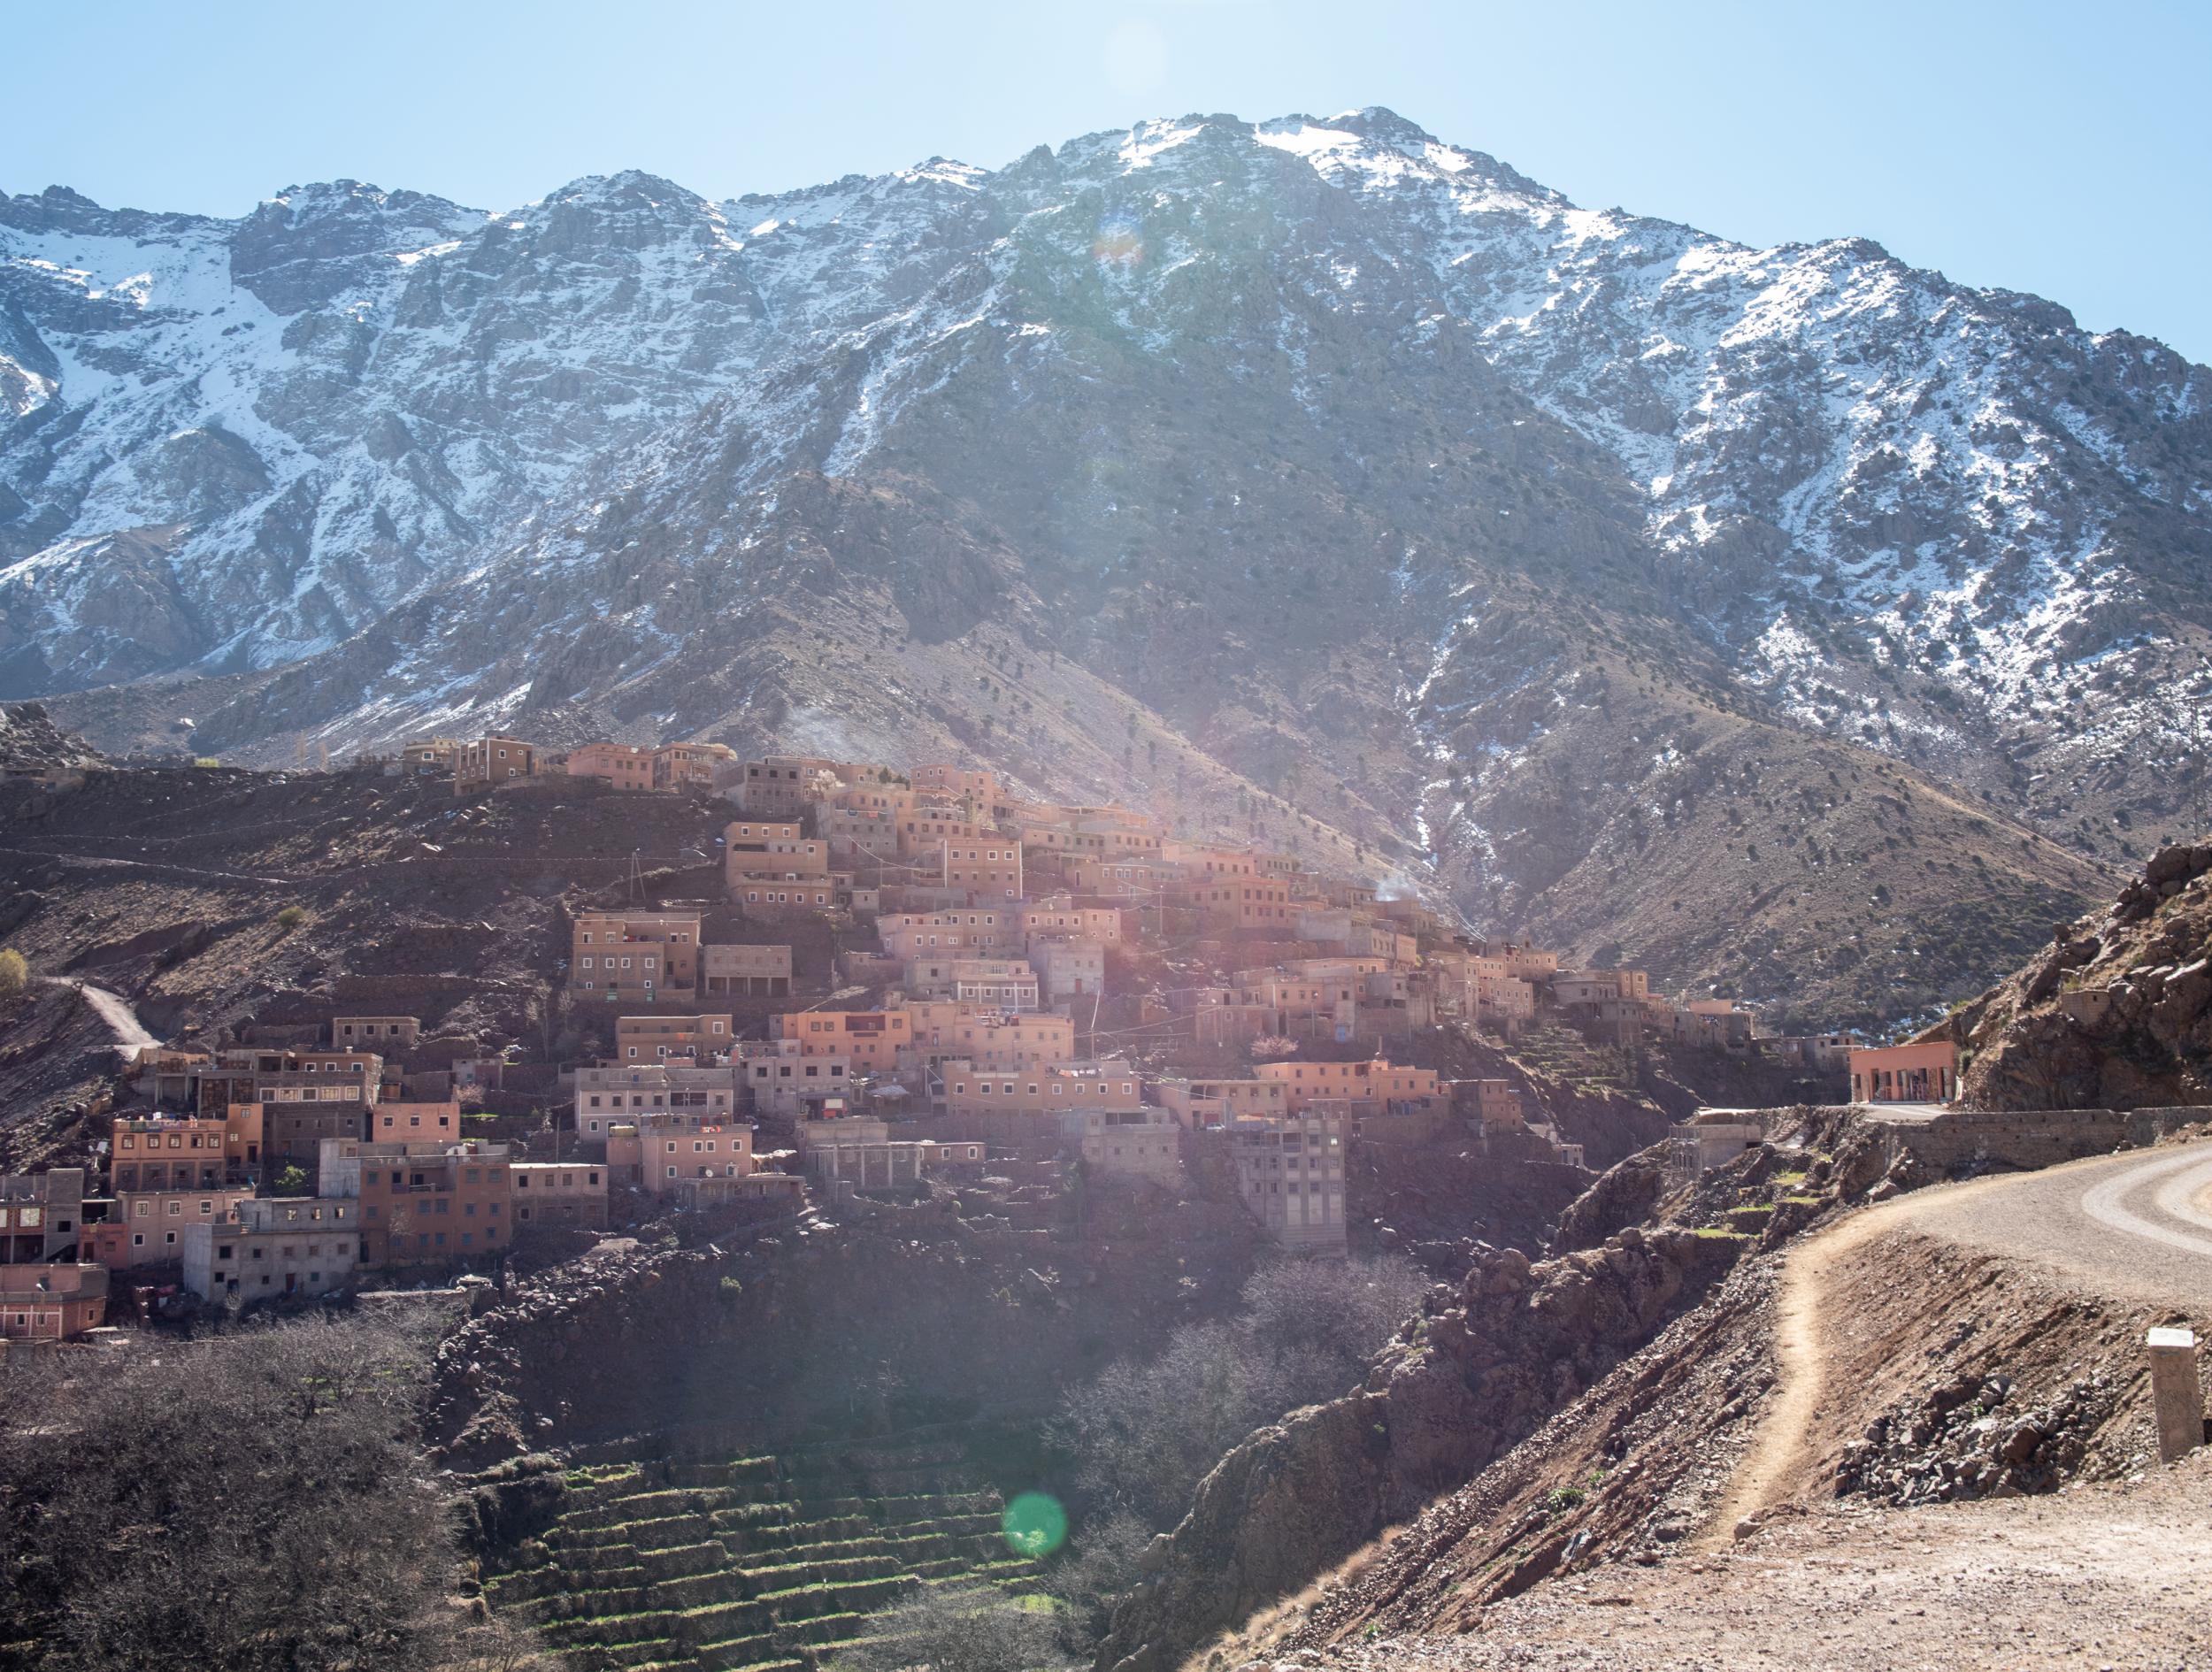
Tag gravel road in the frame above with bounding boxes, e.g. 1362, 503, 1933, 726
1878, 1139, 2212, 1310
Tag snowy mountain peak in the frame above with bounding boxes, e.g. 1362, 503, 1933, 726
0, 109, 2205, 932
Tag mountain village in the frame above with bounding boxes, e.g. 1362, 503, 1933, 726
0, 732, 1944, 1345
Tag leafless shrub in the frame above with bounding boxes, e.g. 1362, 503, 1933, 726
0, 1315, 492, 1672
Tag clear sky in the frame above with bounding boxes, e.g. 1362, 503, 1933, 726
9, 0, 2208, 363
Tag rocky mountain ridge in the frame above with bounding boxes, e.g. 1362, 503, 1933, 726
8, 107, 2201, 1021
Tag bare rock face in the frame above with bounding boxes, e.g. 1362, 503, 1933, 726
1955, 844, 2212, 1108
1094, 1228, 1744, 1671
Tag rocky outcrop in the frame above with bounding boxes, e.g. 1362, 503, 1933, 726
1548, 1144, 1671, 1253
1093, 1226, 1746, 1671
1956, 841, 2212, 1109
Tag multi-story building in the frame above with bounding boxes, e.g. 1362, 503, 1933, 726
616, 1013, 734, 1062
609, 1115, 754, 1194
574, 1062, 741, 1142
734, 755, 842, 817
901, 1005, 1075, 1072
1152, 1077, 1291, 1128
1079, 1109, 1184, 1185
1228, 1113, 1348, 1255
509, 1162, 610, 1229
455, 734, 538, 791
400, 738, 458, 778
1031, 937, 1106, 1001
108, 1116, 258, 1192
0, 1169, 87, 1262
180, 1197, 359, 1302
905, 956, 1041, 1010
737, 1040, 853, 1119
941, 837, 1022, 902
702, 942, 795, 997
319, 1139, 512, 1269
910, 764, 1000, 810
769, 1009, 912, 1073
0, 1262, 109, 1339
93, 1187, 254, 1268
724, 820, 829, 887
652, 740, 737, 790
366, 1099, 463, 1147
1253, 1059, 1443, 1114
938, 1059, 1145, 1122
570, 909, 703, 1001
188, 1048, 383, 1118
879, 909, 1018, 961
1017, 901, 1125, 947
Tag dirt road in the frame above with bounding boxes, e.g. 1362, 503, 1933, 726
46, 978, 158, 1053
1710, 1139, 2212, 1542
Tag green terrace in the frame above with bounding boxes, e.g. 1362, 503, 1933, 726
485, 1438, 1045, 1671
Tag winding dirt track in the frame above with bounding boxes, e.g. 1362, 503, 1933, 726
1715, 1139, 2212, 1541
1320, 1143, 2212, 1670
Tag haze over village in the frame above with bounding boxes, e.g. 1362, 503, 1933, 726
4, 6, 2212, 1670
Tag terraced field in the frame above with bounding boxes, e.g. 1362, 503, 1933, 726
485, 1436, 1046, 1672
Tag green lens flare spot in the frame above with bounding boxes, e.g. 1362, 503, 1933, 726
1001, 1491, 1068, 1558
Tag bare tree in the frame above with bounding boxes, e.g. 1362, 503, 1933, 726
0, 1314, 503, 1672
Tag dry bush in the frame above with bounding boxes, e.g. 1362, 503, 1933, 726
0, 1314, 487, 1672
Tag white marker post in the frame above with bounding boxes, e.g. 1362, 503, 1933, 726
2147, 1326, 2202, 1465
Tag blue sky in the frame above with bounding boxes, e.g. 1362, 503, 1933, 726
10, 0, 2209, 362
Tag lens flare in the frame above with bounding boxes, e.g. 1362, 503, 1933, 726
1001, 1491, 1068, 1558
1093, 212, 1144, 269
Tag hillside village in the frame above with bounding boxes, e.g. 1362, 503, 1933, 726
0, 725, 1949, 1345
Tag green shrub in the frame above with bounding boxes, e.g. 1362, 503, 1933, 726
0, 948, 27, 1001
275, 905, 307, 931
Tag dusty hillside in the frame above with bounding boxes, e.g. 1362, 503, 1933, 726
1949, 840, 2212, 1108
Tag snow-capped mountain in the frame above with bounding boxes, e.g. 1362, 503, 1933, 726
5, 108, 2203, 1022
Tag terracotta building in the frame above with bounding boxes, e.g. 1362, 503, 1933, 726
455, 734, 538, 792
1152, 1078, 1290, 1128
942, 837, 1023, 901
900, 1005, 1075, 1072
571, 909, 703, 1001
109, 1116, 257, 1192
0, 1169, 88, 1263
1254, 1059, 1443, 1113
574, 1063, 741, 1143
1849, 1040, 1959, 1105
611, 1116, 754, 1194
319, 1139, 511, 1270
879, 909, 1018, 961
770, 1009, 912, 1073
566, 741, 657, 791
94, 1187, 254, 1268
367, 1098, 463, 1147
702, 942, 794, 997
0, 1262, 109, 1340
509, 1162, 609, 1229
617, 1013, 734, 1062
